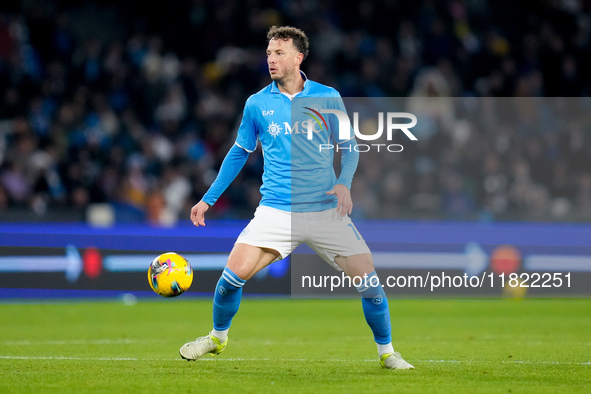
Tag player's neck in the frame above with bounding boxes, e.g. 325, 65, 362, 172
276, 72, 305, 95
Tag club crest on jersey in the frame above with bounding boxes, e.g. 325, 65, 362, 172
267, 121, 282, 137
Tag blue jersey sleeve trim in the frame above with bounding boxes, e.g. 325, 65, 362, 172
202, 144, 250, 206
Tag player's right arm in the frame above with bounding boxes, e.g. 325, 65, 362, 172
190, 200, 210, 227
191, 98, 258, 227
191, 144, 250, 227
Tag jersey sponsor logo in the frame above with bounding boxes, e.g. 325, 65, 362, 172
263, 105, 326, 139
267, 121, 283, 137
266, 120, 323, 137
282, 120, 320, 135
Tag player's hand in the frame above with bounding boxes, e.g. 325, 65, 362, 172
190, 200, 210, 227
326, 184, 352, 217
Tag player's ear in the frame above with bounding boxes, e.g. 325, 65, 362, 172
296, 52, 304, 65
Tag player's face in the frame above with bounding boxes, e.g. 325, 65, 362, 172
266, 38, 303, 83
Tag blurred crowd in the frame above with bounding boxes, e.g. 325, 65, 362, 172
0, 0, 590, 224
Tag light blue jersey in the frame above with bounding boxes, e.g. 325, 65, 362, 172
204, 72, 358, 212
235, 73, 354, 212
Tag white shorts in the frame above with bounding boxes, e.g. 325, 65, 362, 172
235, 205, 371, 271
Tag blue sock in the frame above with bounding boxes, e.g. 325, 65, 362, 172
213, 267, 246, 331
356, 271, 392, 345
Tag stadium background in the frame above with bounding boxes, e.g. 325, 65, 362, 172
0, 0, 590, 297
1, 4, 590, 393
1, 0, 590, 224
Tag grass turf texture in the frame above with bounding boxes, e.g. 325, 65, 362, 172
0, 298, 589, 393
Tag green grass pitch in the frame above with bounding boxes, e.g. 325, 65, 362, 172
0, 298, 589, 393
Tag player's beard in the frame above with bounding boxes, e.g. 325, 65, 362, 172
270, 68, 297, 87
269, 67, 284, 82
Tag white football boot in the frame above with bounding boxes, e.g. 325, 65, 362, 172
380, 352, 415, 369
179, 332, 227, 361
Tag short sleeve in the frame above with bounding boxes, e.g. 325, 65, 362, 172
235, 97, 258, 152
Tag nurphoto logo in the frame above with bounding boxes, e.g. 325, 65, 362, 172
304, 109, 418, 152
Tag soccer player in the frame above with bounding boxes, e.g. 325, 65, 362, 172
180, 26, 413, 370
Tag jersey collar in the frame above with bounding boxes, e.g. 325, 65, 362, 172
271, 71, 309, 95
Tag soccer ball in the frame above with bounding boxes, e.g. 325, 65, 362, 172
148, 252, 193, 297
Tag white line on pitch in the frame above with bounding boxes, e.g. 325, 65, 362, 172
2, 339, 145, 346
1, 356, 589, 365
0, 356, 138, 361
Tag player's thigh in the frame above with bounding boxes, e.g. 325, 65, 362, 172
306, 209, 372, 271
334, 252, 375, 278
236, 205, 299, 263
227, 242, 280, 281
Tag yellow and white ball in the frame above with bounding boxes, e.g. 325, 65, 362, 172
148, 252, 193, 297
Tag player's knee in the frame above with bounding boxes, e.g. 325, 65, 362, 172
227, 245, 258, 280
337, 253, 375, 277
227, 244, 280, 280
225, 260, 254, 281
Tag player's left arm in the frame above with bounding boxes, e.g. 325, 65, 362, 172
326, 138, 359, 216
325, 91, 359, 216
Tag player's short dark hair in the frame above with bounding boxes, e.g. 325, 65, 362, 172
267, 25, 309, 60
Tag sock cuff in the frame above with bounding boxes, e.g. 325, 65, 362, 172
222, 267, 247, 288
356, 271, 380, 293
376, 342, 394, 355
